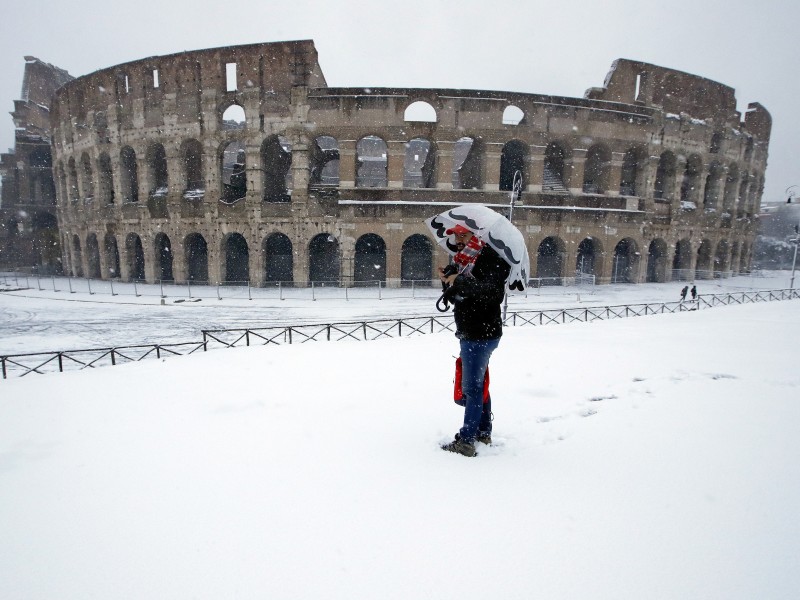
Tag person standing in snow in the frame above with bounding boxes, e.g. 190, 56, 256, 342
680, 285, 689, 302
691, 285, 697, 301
438, 224, 510, 458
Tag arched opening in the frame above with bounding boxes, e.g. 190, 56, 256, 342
354, 234, 386, 285
582, 145, 611, 194
356, 136, 388, 188
68, 157, 80, 202
182, 139, 204, 196
499, 140, 527, 192
612, 239, 639, 283
98, 153, 114, 204
654, 152, 676, 200
695, 239, 713, 279
263, 233, 293, 284
401, 234, 433, 286
30, 212, 61, 275
125, 233, 145, 281
80, 153, 94, 201
722, 164, 739, 213
680, 155, 703, 205
120, 147, 139, 203
536, 237, 564, 283
730, 242, 741, 275
403, 138, 435, 188
672, 239, 692, 280
713, 240, 729, 277
576, 238, 598, 276
452, 137, 482, 190
146, 143, 169, 197
221, 104, 245, 130
403, 101, 437, 122
736, 174, 749, 216
309, 136, 340, 186
740, 242, 751, 273
502, 105, 524, 125
703, 162, 723, 210
543, 142, 567, 192
104, 233, 120, 278
224, 233, 249, 284
309, 233, 340, 285
86, 233, 101, 279
221, 141, 246, 203
71, 234, 84, 277
262, 135, 292, 202
710, 132, 723, 154
184, 233, 208, 283
646, 239, 668, 283
620, 147, 644, 196
154, 233, 173, 281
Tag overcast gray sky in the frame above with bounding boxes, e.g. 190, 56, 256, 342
1, 0, 797, 203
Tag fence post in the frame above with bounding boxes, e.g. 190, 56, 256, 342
312, 281, 316, 301
52, 275, 57, 292
68, 277, 74, 294
378, 280, 382, 300
37, 276, 42, 291
246, 330, 250, 346
110, 278, 116, 296
187, 280, 192, 299
133, 280, 139, 297
111, 349, 116, 365
87, 278, 93, 295
58, 352, 63, 372
279, 281, 283, 301
217, 284, 221, 301
160, 279, 164, 298
2, 356, 6, 379
247, 281, 252, 301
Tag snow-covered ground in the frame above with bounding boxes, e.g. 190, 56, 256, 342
0, 271, 794, 354
0, 272, 799, 599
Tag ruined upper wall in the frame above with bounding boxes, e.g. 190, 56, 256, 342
586, 58, 769, 140
11, 57, 73, 142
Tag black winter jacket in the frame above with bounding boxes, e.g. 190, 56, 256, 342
449, 245, 511, 340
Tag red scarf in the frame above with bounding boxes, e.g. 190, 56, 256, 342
453, 235, 485, 277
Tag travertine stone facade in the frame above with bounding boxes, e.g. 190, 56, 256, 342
50, 41, 770, 286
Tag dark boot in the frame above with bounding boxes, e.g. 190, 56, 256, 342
441, 437, 477, 457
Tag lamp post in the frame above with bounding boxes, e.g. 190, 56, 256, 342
787, 186, 800, 290
502, 170, 524, 320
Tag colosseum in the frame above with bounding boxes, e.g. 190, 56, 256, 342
44, 39, 770, 287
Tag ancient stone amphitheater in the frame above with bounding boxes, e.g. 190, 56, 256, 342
49, 39, 770, 286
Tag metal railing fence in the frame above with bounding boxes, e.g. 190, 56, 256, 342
2, 288, 797, 380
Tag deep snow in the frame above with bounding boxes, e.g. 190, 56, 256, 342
1, 278, 799, 599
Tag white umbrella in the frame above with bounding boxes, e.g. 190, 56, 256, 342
425, 204, 530, 291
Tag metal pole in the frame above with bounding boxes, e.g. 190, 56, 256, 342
503, 169, 523, 322
790, 224, 799, 290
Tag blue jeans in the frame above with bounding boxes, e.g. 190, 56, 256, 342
458, 338, 500, 443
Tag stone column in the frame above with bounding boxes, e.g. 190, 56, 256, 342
206, 231, 222, 285
338, 139, 357, 189
566, 150, 586, 194
607, 153, 624, 196
435, 140, 454, 191
482, 142, 502, 192
527, 146, 545, 193
387, 140, 406, 189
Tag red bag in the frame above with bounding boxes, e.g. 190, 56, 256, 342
454, 356, 490, 406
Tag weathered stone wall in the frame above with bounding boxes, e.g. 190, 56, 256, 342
50, 42, 769, 286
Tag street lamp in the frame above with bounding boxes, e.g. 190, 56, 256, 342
502, 170, 524, 320
786, 186, 799, 290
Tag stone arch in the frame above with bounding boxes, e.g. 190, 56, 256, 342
354, 233, 387, 285
223, 233, 249, 284
722, 163, 740, 213
68, 157, 80, 202
646, 238, 668, 282
710, 131, 723, 154
543, 142, 568, 192
263, 232, 293, 284
654, 151, 677, 200
119, 146, 139, 203
401, 234, 433, 286
86, 233, 101, 279
71, 234, 84, 277
309, 135, 340, 186
403, 137, 435, 189
184, 233, 208, 283
125, 232, 145, 281
740, 242, 751, 273
30, 212, 61, 275
612, 238, 640, 283
502, 105, 525, 125
680, 154, 703, 204
672, 238, 693, 280
730, 241, 741, 275
98, 152, 114, 204
356, 135, 388, 188
500, 140, 528, 192
404, 101, 437, 123
309, 233, 340, 285
576, 237, 601, 276
536, 236, 566, 281
80, 152, 94, 201
713, 239, 730, 277
154, 232, 174, 281
262, 135, 292, 202
181, 139, 205, 194
104, 233, 121, 278
583, 144, 612, 194
452, 136, 483, 190
695, 239, 713, 279
221, 140, 246, 202
146, 143, 169, 196
221, 103, 246, 130
703, 162, 723, 210
736, 173, 749, 215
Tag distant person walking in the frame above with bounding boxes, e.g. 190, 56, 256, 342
680, 285, 689, 302
691, 285, 697, 300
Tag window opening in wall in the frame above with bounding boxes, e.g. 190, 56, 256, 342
404, 138, 434, 188
262, 135, 293, 202
710, 132, 722, 154
222, 104, 245, 130
452, 137, 481, 190
356, 136, 388, 188
500, 140, 526, 191
310, 136, 340, 186
226, 62, 238, 92
401, 234, 433, 287
221, 141, 246, 203
403, 101, 437, 122
153, 69, 159, 88
634, 73, 642, 102
502, 106, 524, 125
543, 143, 567, 192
